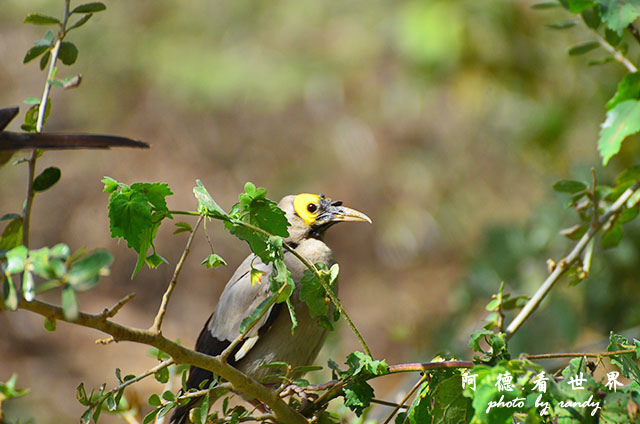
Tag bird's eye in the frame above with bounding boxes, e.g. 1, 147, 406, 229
307, 203, 318, 213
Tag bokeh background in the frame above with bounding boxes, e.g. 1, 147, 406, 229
2, 0, 640, 422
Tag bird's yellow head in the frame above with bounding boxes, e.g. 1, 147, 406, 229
292, 193, 372, 227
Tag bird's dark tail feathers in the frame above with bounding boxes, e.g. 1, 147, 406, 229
169, 316, 232, 424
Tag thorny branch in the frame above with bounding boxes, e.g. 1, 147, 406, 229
505, 180, 640, 338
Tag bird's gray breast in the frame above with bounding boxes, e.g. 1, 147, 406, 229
236, 238, 336, 382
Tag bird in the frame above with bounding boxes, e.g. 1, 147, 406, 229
0, 106, 148, 166
169, 193, 371, 423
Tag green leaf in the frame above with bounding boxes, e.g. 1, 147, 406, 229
22, 270, 35, 302
155, 367, 169, 384
34, 31, 54, 47
173, 221, 193, 235
566, 0, 597, 12
0, 218, 24, 251
618, 205, 639, 223
598, 0, 640, 33
23, 45, 49, 64
599, 99, 640, 165
608, 333, 640, 383
71, 2, 107, 14
61, 285, 79, 321
3, 274, 18, 311
201, 253, 227, 269
607, 73, 640, 110
58, 42, 78, 66
146, 253, 168, 268
39, 51, 51, 71
24, 13, 61, 25
44, 316, 57, 332
161, 390, 176, 402
431, 375, 472, 424
239, 293, 277, 334
545, 20, 579, 29
193, 180, 227, 218
148, 393, 162, 407
67, 13, 93, 31
5, 246, 28, 274
143, 409, 159, 424
602, 223, 623, 248
553, 179, 587, 193
532, 1, 562, 8
568, 41, 600, 56
343, 380, 374, 416
33, 166, 61, 192
67, 250, 113, 291
582, 7, 602, 28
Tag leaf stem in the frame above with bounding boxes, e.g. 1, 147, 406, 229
522, 349, 635, 360
593, 30, 637, 72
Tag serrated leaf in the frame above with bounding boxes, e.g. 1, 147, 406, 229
61, 286, 79, 321
608, 333, 640, 383
566, 0, 597, 12
607, 73, 640, 110
239, 293, 277, 334
343, 380, 374, 416
193, 180, 227, 218
598, 0, 640, 33
568, 41, 600, 56
33, 167, 61, 192
71, 2, 107, 14
24, 13, 61, 25
553, 179, 587, 193
601, 223, 623, 248
58, 42, 78, 66
599, 100, 640, 165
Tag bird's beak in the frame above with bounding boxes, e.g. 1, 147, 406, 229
318, 205, 372, 224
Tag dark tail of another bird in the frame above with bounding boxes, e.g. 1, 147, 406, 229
169, 316, 232, 424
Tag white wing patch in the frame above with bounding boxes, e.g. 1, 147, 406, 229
234, 335, 260, 362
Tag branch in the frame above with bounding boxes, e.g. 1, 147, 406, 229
16, 298, 308, 424
105, 358, 174, 399
100, 293, 136, 319
382, 374, 426, 424
505, 180, 640, 338
523, 349, 635, 360
24, 0, 72, 247
594, 31, 638, 72
150, 214, 203, 333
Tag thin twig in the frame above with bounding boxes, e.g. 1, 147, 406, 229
505, 180, 640, 338
100, 293, 136, 319
107, 358, 174, 397
150, 214, 203, 334
23, 0, 71, 247
371, 398, 409, 409
382, 374, 427, 424
523, 349, 635, 360
594, 31, 638, 72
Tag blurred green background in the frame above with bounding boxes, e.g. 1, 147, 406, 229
2, 0, 640, 422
